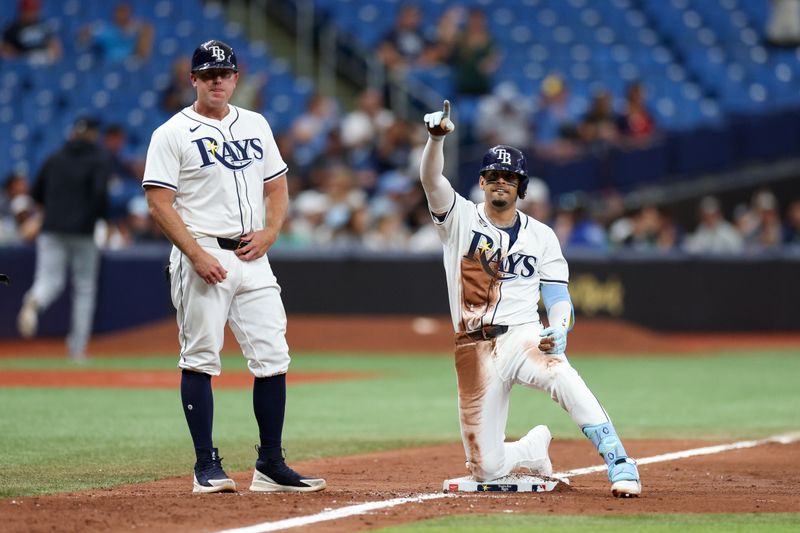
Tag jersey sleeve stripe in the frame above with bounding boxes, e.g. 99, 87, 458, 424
263, 166, 288, 182
540, 278, 568, 285
142, 180, 177, 191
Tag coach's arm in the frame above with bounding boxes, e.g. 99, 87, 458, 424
144, 185, 227, 284
235, 174, 289, 262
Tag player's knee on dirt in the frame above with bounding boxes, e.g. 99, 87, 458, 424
468, 449, 506, 481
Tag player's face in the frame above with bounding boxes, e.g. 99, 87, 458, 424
480, 171, 519, 209
192, 68, 239, 109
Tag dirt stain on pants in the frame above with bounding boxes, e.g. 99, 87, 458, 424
454, 334, 495, 475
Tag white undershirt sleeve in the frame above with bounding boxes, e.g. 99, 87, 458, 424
419, 136, 455, 214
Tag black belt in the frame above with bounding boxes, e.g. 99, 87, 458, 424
217, 237, 248, 251
465, 325, 508, 342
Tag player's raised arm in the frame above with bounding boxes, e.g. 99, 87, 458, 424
420, 100, 456, 214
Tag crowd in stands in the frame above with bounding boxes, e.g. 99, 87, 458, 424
77, 2, 153, 64
0, 0, 61, 66
509, 183, 800, 255
3, 118, 798, 255
376, 5, 500, 97
1, 1, 798, 256
372, 4, 659, 163
1, 0, 153, 66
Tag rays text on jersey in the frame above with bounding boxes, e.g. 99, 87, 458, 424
192, 137, 264, 170
465, 230, 538, 281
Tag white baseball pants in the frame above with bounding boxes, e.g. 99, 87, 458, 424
455, 322, 609, 481
169, 244, 290, 377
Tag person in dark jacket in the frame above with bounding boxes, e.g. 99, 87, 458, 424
17, 117, 111, 361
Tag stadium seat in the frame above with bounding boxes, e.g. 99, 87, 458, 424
0, 0, 309, 180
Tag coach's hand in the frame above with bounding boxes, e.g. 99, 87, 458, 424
538, 326, 567, 354
192, 250, 228, 284
424, 100, 455, 139
235, 230, 276, 261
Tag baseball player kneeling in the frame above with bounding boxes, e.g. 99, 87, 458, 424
143, 40, 325, 494
419, 101, 641, 497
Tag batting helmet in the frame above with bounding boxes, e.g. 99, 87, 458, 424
479, 145, 529, 199
191, 40, 238, 72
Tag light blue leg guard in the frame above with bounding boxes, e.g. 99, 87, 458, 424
582, 422, 639, 483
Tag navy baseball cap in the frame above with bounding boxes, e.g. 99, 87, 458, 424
480, 145, 530, 199
191, 40, 238, 72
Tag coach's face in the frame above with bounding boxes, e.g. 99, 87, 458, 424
192, 68, 239, 109
480, 171, 519, 209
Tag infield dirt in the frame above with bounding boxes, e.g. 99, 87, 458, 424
1, 438, 798, 532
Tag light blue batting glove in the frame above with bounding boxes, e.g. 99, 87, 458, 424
539, 326, 567, 354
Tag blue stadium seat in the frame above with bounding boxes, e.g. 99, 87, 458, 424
0, 0, 310, 180
3, 0, 798, 190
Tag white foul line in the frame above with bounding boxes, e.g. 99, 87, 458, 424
216, 493, 452, 533
215, 431, 800, 533
555, 431, 800, 477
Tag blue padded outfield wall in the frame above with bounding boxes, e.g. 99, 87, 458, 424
1, 244, 799, 337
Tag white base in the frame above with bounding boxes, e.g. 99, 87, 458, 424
443, 473, 568, 493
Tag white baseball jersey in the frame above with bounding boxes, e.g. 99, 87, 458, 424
431, 187, 607, 484
143, 104, 290, 378
433, 192, 569, 333
142, 105, 287, 239
419, 137, 628, 487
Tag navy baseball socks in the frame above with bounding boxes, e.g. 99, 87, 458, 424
250, 374, 325, 492
181, 371, 235, 493
582, 422, 641, 497
250, 446, 327, 492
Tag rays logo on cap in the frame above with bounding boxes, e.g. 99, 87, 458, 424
191, 39, 238, 72
494, 147, 512, 165
210, 46, 226, 61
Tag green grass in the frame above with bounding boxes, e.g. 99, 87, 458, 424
1, 350, 799, 496
376, 513, 800, 532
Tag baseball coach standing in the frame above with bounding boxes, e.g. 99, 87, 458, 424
142, 39, 325, 494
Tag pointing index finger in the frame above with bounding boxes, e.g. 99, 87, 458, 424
442, 100, 450, 118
